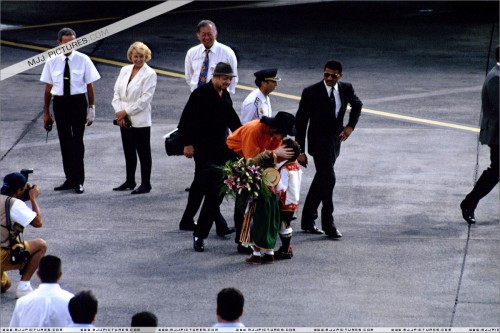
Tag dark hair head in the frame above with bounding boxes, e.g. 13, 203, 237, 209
217, 287, 244, 321
131, 311, 158, 327
282, 138, 301, 162
255, 77, 264, 87
495, 45, 499, 63
69, 291, 98, 324
38, 255, 62, 283
324, 60, 343, 73
1, 172, 27, 196
197, 20, 217, 33
58, 27, 76, 41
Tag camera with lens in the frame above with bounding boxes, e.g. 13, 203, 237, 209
20, 169, 34, 201
10, 243, 30, 265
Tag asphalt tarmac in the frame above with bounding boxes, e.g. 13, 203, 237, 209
0, 1, 499, 329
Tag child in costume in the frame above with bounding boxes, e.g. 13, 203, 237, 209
240, 151, 281, 265
274, 139, 302, 259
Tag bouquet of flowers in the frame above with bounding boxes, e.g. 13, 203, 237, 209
221, 158, 264, 200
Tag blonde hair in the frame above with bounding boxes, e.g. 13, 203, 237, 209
127, 41, 152, 62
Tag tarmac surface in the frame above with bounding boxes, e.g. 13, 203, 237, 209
0, 0, 499, 329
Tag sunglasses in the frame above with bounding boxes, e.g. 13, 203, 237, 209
323, 73, 340, 79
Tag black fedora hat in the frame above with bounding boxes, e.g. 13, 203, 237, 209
261, 111, 296, 136
213, 62, 236, 77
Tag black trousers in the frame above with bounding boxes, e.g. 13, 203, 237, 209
463, 144, 499, 209
189, 167, 226, 239
53, 94, 87, 185
119, 126, 152, 186
301, 139, 341, 228
180, 182, 228, 232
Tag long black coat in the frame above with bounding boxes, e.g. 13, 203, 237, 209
178, 81, 241, 168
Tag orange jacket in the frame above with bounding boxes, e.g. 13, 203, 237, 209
227, 120, 282, 158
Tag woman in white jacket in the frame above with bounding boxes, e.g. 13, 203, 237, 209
112, 42, 157, 194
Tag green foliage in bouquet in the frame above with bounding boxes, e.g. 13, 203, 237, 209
220, 158, 273, 212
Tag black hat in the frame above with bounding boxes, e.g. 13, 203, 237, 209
2, 172, 27, 191
213, 62, 236, 77
261, 111, 296, 136
254, 68, 281, 82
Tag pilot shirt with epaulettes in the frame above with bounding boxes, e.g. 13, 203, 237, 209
240, 88, 272, 125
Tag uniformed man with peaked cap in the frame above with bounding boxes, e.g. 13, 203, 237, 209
240, 68, 281, 125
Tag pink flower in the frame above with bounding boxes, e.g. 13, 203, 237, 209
224, 178, 234, 188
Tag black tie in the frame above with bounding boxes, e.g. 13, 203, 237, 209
64, 57, 70, 96
330, 88, 336, 116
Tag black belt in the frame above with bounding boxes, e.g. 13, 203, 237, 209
53, 93, 85, 99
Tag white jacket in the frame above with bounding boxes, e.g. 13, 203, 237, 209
112, 63, 157, 127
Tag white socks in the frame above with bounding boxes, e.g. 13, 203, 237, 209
18, 281, 31, 290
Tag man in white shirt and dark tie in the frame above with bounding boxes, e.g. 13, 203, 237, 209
41, 27, 101, 194
184, 20, 238, 94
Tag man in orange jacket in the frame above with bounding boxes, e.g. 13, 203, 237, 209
226, 111, 295, 256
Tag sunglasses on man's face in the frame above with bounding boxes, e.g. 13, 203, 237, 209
324, 73, 340, 79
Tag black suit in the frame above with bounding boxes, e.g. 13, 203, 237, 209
296, 80, 362, 230
462, 64, 499, 210
178, 81, 241, 239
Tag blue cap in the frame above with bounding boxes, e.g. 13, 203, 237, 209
254, 68, 281, 81
2, 172, 27, 191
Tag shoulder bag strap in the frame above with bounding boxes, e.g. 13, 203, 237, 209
4, 197, 22, 247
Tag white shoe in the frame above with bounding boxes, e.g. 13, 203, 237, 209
16, 286, 33, 298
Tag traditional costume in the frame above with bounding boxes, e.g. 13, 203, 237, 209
275, 160, 302, 259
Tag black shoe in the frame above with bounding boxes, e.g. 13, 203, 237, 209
74, 184, 84, 194
275, 250, 293, 260
217, 227, 236, 237
324, 226, 342, 238
275, 246, 293, 260
113, 181, 136, 191
301, 225, 324, 234
460, 203, 476, 224
237, 244, 253, 254
193, 237, 204, 252
54, 181, 74, 191
131, 184, 151, 195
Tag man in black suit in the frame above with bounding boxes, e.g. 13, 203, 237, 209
178, 62, 242, 252
460, 45, 499, 224
295, 60, 362, 238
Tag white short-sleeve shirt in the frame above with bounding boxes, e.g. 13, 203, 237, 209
40, 51, 101, 96
185, 40, 238, 94
240, 88, 272, 124
1, 196, 36, 248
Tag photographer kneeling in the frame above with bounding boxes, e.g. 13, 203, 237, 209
1, 172, 47, 298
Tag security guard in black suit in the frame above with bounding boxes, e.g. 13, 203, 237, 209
295, 59, 362, 238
